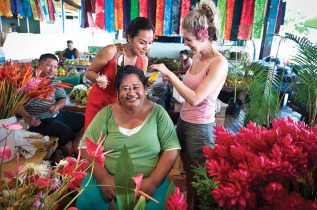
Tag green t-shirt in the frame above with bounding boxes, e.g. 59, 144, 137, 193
82, 103, 180, 177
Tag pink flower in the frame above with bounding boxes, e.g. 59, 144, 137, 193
132, 174, 143, 202
166, 187, 188, 210
196, 28, 209, 42
67, 208, 79, 210
16, 78, 41, 93
33, 191, 47, 209
2, 122, 23, 130
0, 146, 11, 160
85, 132, 113, 166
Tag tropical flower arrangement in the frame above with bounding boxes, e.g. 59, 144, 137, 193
0, 61, 71, 119
0, 122, 188, 209
203, 117, 317, 209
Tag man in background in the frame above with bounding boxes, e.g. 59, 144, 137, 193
59, 40, 81, 61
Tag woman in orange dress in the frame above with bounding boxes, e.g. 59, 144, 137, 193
85, 17, 154, 130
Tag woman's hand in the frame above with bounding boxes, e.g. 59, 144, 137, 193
96, 75, 109, 89
100, 174, 116, 200
139, 177, 157, 198
149, 63, 171, 77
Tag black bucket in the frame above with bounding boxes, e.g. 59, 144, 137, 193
225, 97, 243, 117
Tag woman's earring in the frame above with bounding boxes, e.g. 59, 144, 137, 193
128, 44, 132, 53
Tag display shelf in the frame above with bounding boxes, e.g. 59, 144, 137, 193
63, 64, 90, 69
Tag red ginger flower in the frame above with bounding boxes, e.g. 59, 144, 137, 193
166, 187, 188, 210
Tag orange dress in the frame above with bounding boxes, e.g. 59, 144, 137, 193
85, 44, 143, 130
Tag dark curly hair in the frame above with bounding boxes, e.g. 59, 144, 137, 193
125, 17, 154, 40
115, 65, 148, 91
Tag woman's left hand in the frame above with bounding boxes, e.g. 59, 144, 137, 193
149, 63, 171, 77
139, 177, 157, 197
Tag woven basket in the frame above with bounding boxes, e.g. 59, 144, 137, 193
44, 182, 70, 209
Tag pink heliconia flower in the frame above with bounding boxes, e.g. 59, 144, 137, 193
0, 146, 11, 160
16, 78, 41, 93
2, 122, 23, 130
166, 187, 188, 210
132, 174, 143, 202
85, 132, 113, 166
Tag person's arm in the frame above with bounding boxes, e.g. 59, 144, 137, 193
149, 56, 228, 106
75, 49, 82, 59
59, 50, 66, 61
85, 45, 116, 83
141, 55, 148, 74
49, 98, 66, 115
16, 106, 41, 127
81, 149, 116, 200
140, 150, 179, 196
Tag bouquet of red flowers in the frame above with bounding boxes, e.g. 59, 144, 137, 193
203, 117, 317, 209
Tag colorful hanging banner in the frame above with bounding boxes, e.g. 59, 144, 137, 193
19, 0, 32, 17
47, 0, 55, 21
171, 0, 181, 35
0, 0, 13, 17
237, 0, 255, 40
179, 0, 190, 34
139, 0, 147, 18
252, 0, 267, 39
123, 0, 130, 31
10, 0, 20, 15
30, 0, 41, 20
80, 0, 85, 27
230, 0, 243, 41
163, 0, 172, 36
274, 0, 285, 34
147, 0, 156, 27
105, 0, 115, 32
114, 0, 124, 30
155, 0, 164, 36
190, 0, 199, 10
217, 0, 226, 39
95, 0, 105, 29
224, 0, 235, 40
36, 0, 43, 21
86, 0, 95, 27
131, 0, 139, 20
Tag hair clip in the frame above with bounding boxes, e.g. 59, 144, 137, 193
196, 28, 209, 42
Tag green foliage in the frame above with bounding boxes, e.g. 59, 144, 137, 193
287, 35, 317, 126
164, 181, 177, 210
191, 164, 220, 210
134, 196, 146, 210
115, 145, 137, 210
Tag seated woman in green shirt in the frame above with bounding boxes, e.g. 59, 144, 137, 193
77, 65, 181, 209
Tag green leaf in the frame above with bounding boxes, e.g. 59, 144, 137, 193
115, 144, 136, 210
134, 195, 146, 210
163, 181, 176, 210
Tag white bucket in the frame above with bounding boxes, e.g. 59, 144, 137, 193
0, 116, 17, 163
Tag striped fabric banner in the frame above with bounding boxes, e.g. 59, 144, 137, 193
114, 0, 124, 30
224, 0, 235, 40
217, 0, 226, 39
19, 0, 32, 17
47, 0, 55, 21
80, 0, 85, 27
171, 0, 181, 35
10, 0, 20, 15
30, 0, 41, 20
237, 0, 255, 40
179, 0, 191, 34
0, 0, 13, 17
230, 0, 243, 41
155, 0, 164, 36
147, 0, 156, 27
123, 0, 131, 31
139, 0, 147, 18
131, 0, 139, 20
105, 0, 115, 32
163, 0, 172, 36
35, 0, 43, 21
252, 0, 267, 39
95, 0, 105, 29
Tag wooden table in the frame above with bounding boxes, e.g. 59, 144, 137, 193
2, 137, 59, 172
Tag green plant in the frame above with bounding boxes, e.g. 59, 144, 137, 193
287, 34, 317, 126
191, 164, 219, 210
244, 35, 291, 128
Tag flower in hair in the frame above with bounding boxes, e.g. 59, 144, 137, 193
196, 28, 209, 42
